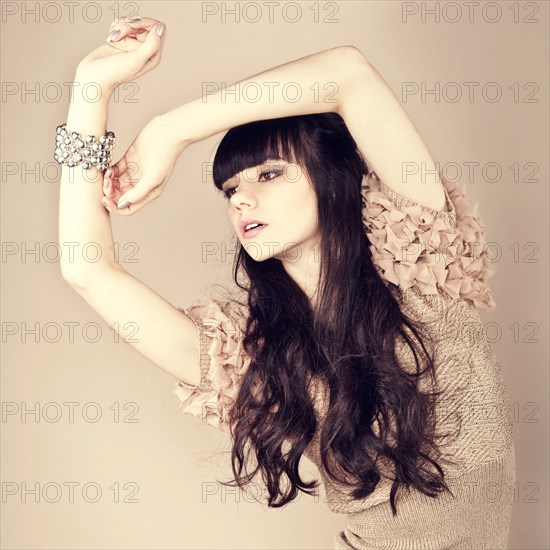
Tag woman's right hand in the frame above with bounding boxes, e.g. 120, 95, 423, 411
101, 114, 187, 215
77, 15, 166, 103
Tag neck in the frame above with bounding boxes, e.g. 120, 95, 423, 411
278, 240, 321, 309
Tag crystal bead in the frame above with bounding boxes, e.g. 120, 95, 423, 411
83, 162, 91, 170
85, 135, 95, 144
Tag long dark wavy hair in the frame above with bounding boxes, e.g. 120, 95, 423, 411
210, 112, 459, 516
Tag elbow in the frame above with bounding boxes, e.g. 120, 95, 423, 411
335, 45, 373, 74
60, 263, 99, 291
61, 261, 125, 291
61, 266, 87, 291
330, 46, 374, 115
332, 46, 374, 96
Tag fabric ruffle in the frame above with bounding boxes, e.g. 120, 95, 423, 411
173, 298, 251, 431
361, 169, 496, 310
174, 169, 497, 427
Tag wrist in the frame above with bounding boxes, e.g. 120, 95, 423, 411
64, 99, 112, 171
66, 100, 109, 137
72, 69, 113, 107
156, 110, 191, 153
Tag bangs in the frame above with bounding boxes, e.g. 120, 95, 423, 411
212, 117, 307, 191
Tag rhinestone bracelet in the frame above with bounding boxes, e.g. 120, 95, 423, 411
54, 123, 115, 172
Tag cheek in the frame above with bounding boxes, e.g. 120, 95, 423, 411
281, 192, 318, 231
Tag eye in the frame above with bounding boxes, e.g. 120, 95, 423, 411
258, 169, 282, 181
222, 187, 236, 200
221, 169, 283, 200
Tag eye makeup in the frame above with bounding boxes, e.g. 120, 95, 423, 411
221, 161, 287, 200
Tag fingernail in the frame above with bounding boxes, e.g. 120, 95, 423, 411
104, 178, 109, 190
117, 199, 130, 210
127, 17, 141, 24
155, 22, 165, 37
106, 29, 121, 42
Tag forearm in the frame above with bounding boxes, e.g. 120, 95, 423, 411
163, 46, 368, 145
58, 82, 119, 284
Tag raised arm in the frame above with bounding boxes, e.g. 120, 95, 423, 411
108, 45, 446, 212
165, 46, 357, 141
58, 17, 205, 388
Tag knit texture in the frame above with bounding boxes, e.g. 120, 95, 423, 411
172, 170, 515, 549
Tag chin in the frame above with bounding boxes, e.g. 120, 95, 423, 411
242, 242, 275, 262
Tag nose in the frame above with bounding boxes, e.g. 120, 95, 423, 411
230, 186, 256, 209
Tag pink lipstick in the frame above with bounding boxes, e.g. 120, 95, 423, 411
240, 219, 268, 239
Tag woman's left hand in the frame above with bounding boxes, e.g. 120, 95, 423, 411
101, 114, 186, 215
75, 15, 166, 98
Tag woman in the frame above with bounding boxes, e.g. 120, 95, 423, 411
58, 16, 516, 549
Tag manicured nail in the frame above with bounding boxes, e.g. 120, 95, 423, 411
155, 22, 165, 37
117, 199, 130, 210
106, 29, 121, 42
127, 17, 141, 24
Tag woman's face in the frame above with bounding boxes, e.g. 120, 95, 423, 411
222, 159, 320, 262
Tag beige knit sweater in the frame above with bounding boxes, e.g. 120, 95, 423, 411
173, 171, 516, 549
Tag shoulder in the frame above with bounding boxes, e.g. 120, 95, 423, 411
173, 296, 250, 431
361, 169, 496, 311
182, 296, 248, 339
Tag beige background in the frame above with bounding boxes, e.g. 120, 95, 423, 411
1, 1, 548, 548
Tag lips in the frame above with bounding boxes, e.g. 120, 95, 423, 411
240, 219, 268, 239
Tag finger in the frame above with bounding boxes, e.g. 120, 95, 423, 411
122, 16, 162, 30
102, 195, 134, 216
106, 23, 143, 44
109, 156, 129, 183
126, 21, 165, 64
115, 179, 163, 211
101, 195, 119, 213
106, 16, 162, 43
103, 169, 110, 194
103, 159, 127, 199
111, 158, 145, 198
113, 195, 149, 216
103, 168, 119, 199
127, 22, 166, 78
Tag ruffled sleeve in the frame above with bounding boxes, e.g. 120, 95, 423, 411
361, 169, 496, 310
172, 298, 250, 432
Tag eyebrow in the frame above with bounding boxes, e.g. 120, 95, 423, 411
221, 161, 288, 190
